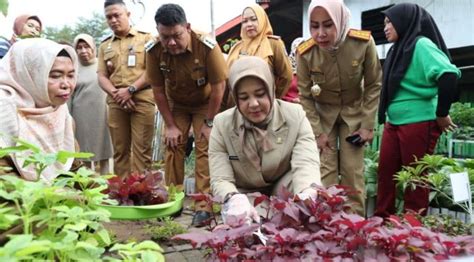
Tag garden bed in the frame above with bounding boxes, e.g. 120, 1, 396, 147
103, 197, 207, 262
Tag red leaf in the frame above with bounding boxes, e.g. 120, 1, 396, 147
282, 205, 300, 222
252, 194, 269, 207
172, 232, 212, 248
273, 202, 286, 210
188, 193, 210, 202
105, 170, 169, 206
403, 213, 422, 227
387, 215, 402, 227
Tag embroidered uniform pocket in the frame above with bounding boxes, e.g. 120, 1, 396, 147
310, 71, 325, 84
133, 46, 146, 67
103, 51, 116, 61
191, 67, 207, 87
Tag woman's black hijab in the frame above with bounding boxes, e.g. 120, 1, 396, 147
378, 3, 450, 124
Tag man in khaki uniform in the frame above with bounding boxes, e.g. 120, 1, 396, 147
146, 4, 228, 226
297, 28, 382, 216
97, 0, 155, 177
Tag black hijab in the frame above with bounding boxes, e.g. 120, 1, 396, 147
378, 3, 450, 124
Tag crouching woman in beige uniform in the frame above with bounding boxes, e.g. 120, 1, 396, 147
209, 56, 321, 224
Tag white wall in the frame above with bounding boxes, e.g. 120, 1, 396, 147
345, 0, 474, 49
303, 0, 474, 57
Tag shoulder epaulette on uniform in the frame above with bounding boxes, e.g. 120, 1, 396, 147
137, 29, 150, 34
267, 35, 281, 40
297, 38, 317, 55
199, 35, 217, 49
100, 33, 113, 43
347, 29, 371, 41
145, 38, 157, 52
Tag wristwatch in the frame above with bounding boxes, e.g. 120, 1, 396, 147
223, 192, 238, 204
128, 85, 137, 95
204, 118, 214, 128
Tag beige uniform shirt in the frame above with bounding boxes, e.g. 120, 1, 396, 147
97, 28, 152, 88
209, 101, 321, 199
297, 31, 382, 136
146, 30, 228, 107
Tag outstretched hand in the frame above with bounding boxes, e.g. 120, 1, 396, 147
222, 193, 260, 226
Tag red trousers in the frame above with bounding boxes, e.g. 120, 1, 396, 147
375, 120, 441, 217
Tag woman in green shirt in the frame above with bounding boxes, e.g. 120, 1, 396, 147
375, 3, 461, 217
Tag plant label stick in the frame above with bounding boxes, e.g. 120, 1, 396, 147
449, 171, 472, 223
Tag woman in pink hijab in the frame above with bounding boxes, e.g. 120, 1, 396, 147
0, 14, 42, 58
0, 38, 78, 183
297, 0, 382, 216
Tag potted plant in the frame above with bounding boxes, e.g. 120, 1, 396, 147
100, 170, 185, 220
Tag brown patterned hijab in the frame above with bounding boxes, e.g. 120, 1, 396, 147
226, 4, 274, 67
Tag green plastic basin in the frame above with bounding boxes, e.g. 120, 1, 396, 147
99, 192, 185, 220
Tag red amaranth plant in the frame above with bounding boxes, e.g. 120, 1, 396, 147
173, 185, 474, 261
104, 170, 168, 206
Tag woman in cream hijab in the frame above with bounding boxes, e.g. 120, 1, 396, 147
297, 0, 382, 216
224, 4, 292, 107
209, 56, 321, 225
0, 38, 78, 183
68, 34, 112, 175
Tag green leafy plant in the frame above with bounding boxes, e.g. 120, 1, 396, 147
0, 170, 112, 260
0, 138, 93, 180
185, 149, 195, 177
364, 149, 379, 198
0, 203, 19, 230
422, 214, 473, 236
222, 38, 239, 53
0, 142, 164, 260
450, 102, 474, 127
450, 102, 474, 139
0, 0, 8, 16
394, 155, 474, 214
107, 241, 165, 262
148, 217, 187, 242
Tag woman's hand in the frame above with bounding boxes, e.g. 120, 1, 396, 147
352, 128, 374, 143
297, 188, 318, 200
436, 115, 457, 133
317, 133, 330, 153
221, 194, 260, 226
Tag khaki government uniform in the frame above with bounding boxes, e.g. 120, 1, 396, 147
146, 30, 228, 211
209, 101, 321, 200
297, 30, 382, 216
97, 28, 156, 177
228, 36, 293, 99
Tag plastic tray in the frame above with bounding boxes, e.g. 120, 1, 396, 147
99, 192, 185, 220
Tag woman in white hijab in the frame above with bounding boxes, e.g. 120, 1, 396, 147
0, 38, 78, 183
297, 0, 382, 216
209, 56, 321, 225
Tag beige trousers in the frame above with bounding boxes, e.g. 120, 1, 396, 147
107, 90, 155, 177
320, 118, 366, 216
164, 103, 210, 212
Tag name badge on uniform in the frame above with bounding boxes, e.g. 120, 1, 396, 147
229, 155, 239, 161
127, 45, 136, 67
196, 77, 206, 87
128, 55, 136, 67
